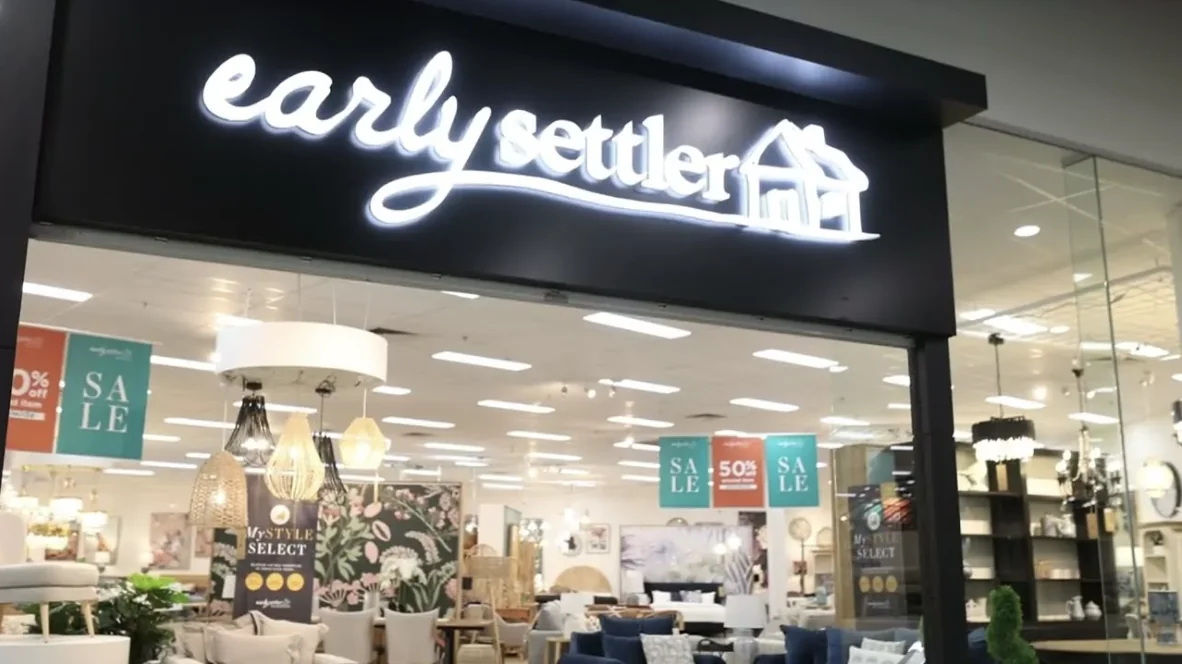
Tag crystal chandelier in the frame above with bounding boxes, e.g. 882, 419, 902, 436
972, 334, 1038, 463
1056, 366, 1109, 508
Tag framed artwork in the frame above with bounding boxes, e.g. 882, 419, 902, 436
149, 512, 192, 569
194, 527, 214, 559
586, 524, 611, 554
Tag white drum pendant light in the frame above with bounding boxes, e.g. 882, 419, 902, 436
215, 321, 388, 390
265, 413, 325, 501
338, 416, 388, 470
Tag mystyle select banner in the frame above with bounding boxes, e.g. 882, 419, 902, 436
234, 476, 319, 622
849, 484, 909, 617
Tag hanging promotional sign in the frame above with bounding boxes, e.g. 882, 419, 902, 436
711, 437, 766, 508
8, 325, 67, 453
765, 434, 819, 508
55, 332, 152, 460
848, 484, 909, 617
234, 476, 319, 622
658, 436, 711, 508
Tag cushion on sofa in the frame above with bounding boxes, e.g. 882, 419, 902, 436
600, 615, 676, 637
603, 634, 646, 664
639, 634, 693, 664
571, 631, 606, 657
826, 628, 919, 664
208, 630, 300, 664
253, 611, 328, 664
781, 626, 826, 664
537, 601, 563, 631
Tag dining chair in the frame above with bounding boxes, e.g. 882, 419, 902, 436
321, 607, 378, 664
384, 608, 440, 664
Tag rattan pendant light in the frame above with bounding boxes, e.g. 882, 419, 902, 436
265, 412, 325, 501
188, 450, 249, 528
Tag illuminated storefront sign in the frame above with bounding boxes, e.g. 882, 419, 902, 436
202, 51, 875, 242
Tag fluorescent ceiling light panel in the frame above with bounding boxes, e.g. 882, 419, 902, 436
401, 468, 441, 477
339, 473, 383, 482
561, 481, 596, 488
729, 397, 799, 413
1068, 412, 1119, 425
621, 474, 660, 483
483, 483, 523, 490
103, 468, 154, 476
559, 468, 591, 476
882, 375, 911, 387
828, 365, 848, 373
143, 434, 181, 442
528, 451, 582, 462
607, 415, 674, 428
477, 399, 555, 414
163, 417, 234, 430
816, 462, 829, 468
508, 430, 571, 441
1049, 325, 1071, 334
985, 395, 1046, 410
150, 355, 215, 372
441, 291, 480, 299
817, 442, 845, 450
889, 444, 914, 451
1073, 273, 1092, 283
140, 460, 198, 470
479, 474, 523, 482
958, 308, 995, 321
582, 312, 691, 339
618, 460, 661, 469
820, 416, 869, 426
382, 416, 455, 429
630, 442, 660, 452
752, 349, 838, 369
1162, 354, 1182, 362
1119, 342, 1172, 359
455, 461, 488, 467
431, 351, 531, 372
185, 452, 212, 460
983, 315, 1047, 336
372, 385, 412, 396
383, 454, 410, 462
431, 454, 481, 462
597, 378, 680, 394
233, 400, 316, 414
423, 442, 484, 452
833, 430, 878, 440
215, 313, 261, 327
1080, 341, 1113, 352
23, 282, 92, 303
713, 430, 748, 436
887, 403, 911, 410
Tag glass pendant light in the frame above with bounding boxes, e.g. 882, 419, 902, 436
972, 334, 1037, 463
223, 381, 275, 467
265, 412, 325, 501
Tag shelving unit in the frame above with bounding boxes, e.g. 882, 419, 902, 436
1137, 521, 1182, 600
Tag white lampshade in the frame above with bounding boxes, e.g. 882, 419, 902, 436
337, 417, 388, 470
1141, 462, 1175, 499
724, 594, 767, 630
265, 413, 325, 501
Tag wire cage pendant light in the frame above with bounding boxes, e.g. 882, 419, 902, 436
265, 412, 325, 501
312, 382, 346, 500
224, 381, 276, 467
972, 334, 1037, 463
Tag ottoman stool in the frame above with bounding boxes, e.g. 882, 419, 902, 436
0, 562, 99, 641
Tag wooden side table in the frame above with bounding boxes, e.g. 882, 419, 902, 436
546, 635, 570, 664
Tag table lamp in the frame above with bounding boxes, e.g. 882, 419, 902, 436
725, 594, 766, 664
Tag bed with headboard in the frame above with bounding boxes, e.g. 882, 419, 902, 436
642, 581, 726, 635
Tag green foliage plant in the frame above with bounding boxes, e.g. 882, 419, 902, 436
986, 585, 1037, 664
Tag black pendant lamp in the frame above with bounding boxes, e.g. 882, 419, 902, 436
971, 334, 1037, 462
313, 381, 346, 500
223, 380, 275, 467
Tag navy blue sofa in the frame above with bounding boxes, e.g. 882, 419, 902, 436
557, 615, 725, 664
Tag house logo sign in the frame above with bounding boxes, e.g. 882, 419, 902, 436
202, 51, 876, 243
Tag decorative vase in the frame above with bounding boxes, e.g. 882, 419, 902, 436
1066, 596, 1084, 621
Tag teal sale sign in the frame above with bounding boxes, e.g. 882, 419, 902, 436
765, 434, 819, 507
56, 333, 153, 460
659, 436, 711, 508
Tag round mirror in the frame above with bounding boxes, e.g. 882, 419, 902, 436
558, 531, 582, 556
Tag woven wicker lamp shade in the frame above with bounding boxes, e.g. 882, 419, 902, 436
265, 413, 325, 501
188, 450, 249, 528
337, 416, 387, 470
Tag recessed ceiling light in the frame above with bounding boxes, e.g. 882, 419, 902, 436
607, 415, 675, 428
887, 403, 911, 410
621, 474, 660, 483
373, 385, 412, 396
423, 442, 484, 452
185, 452, 212, 460
382, 416, 455, 429
618, 460, 661, 469
431, 351, 531, 372
508, 430, 571, 441
817, 442, 844, 449
828, 365, 848, 373
985, 395, 1045, 410
441, 291, 480, 299
1073, 273, 1092, 283
983, 315, 1047, 336
431, 454, 481, 462
729, 398, 799, 413
150, 355, 215, 372
1013, 225, 1041, 238
559, 468, 591, 476
882, 375, 911, 387
233, 400, 317, 414
383, 454, 410, 462
820, 416, 869, 426
215, 313, 261, 328
1049, 325, 1071, 334
597, 378, 681, 394
103, 468, 154, 476
1068, 412, 1119, 425
528, 451, 582, 462
834, 430, 878, 440
22, 282, 93, 303
143, 434, 181, 442
752, 349, 838, 369
483, 483, 524, 490
959, 308, 996, 321
401, 468, 442, 477
140, 460, 198, 470
163, 417, 234, 430
480, 474, 523, 482
477, 400, 555, 414
583, 312, 690, 339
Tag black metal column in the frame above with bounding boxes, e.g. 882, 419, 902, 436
909, 336, 967, 661
0, 0, 57, 470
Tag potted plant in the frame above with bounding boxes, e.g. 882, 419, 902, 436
986, 586, 1037, 664
24, 572, 188, 664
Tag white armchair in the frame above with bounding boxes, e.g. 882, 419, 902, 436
320, 608, 377, 664
383, 609, 438, 664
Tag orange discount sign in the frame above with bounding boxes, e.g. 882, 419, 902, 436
711, 436, 766, 508
8, 325, 67, 453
